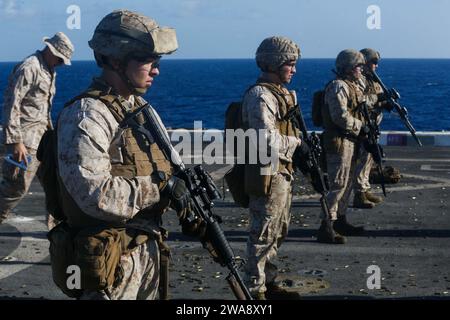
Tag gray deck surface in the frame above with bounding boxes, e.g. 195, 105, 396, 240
0, 146, 449, 300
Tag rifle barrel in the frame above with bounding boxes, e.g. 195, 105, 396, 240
371, 70, 422, 147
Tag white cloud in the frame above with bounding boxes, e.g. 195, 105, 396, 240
0, 0, 36, 17
182, 0, 200, 11
1, 0, 18, 15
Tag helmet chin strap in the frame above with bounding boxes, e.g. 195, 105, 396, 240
119, 70, 148, 96
262, 65, 284, 85
116, 61, 149, 96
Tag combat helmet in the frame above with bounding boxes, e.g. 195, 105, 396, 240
360, 48, 381, 64
89, 9, 178, 94
256, 36, 301, 72
335, 49, 365, 76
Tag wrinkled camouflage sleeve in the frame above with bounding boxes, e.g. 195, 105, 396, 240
2, 65, 36, 144
57, 98, 161, 223
325, 80, 363, 135
242, 86, 301, 163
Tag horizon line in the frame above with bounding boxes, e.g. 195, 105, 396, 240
1, 57, 450, 63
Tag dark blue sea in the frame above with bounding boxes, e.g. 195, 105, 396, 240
1, 59, 449, 131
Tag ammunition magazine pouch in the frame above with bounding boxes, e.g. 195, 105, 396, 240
48, 223, 150, 298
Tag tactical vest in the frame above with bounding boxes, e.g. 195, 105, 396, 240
241, 81, 299, 197
321, 79, 364, 134
247, 81, 299, 173
59, 80, 172, 229
365, 76, 383, 95
321, 79, 364, 154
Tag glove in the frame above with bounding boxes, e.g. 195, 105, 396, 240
181, 216, 208, 239
212, 214, 223, 224
293, 141, 311, 162
382, 102, 394, 112
293, 142, 312, 174
363, 140, 383, 163
299, 141, 311, 157
161, 176, 191, 215
376, 92, 387, 103
359, 125, 370, 138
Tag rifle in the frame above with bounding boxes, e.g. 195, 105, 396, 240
369, 69, 422, 147
285, 93, 332, 220
359, 102, 387, 197
123, 103, 253, 300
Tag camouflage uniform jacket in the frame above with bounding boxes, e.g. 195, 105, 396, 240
2, 51, 55, 150
324, 79, 366, 137
241, 83, 301, 175
57, 94, 169, 236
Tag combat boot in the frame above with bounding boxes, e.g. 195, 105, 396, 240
353, 191, 375, 209
317, 219, 346, 244
333, 216, 365, 236
364, 191, 383, 204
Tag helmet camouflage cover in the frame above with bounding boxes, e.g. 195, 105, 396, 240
335, 49, 366, 75
360, 48, 381, 64
256, 36, 301, 72
89, 9, 178, 62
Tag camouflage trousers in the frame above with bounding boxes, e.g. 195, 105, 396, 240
0, 146, 40, 220
324, 138, 359, 221
245, 172, 293, 295
354, 146, 374, 193
80, 239, 160, 300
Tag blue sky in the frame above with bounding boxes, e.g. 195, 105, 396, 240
1, 0, 449, 61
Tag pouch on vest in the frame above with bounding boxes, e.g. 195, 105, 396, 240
36, 130, 66, 221
73, 227, 125, 291
47, 222, 82, 298
48, 224, 150, 297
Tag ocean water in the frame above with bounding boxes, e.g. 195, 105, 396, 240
0, 59, 449, 131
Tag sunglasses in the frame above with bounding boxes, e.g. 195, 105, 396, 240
132, 55, 161, 69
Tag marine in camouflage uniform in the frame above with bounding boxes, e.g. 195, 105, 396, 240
317, 49, 368, 244
55, 10, 200, 300
0, 32, 74, 226
241, 36, 307, 299
353, 48, 386, 209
